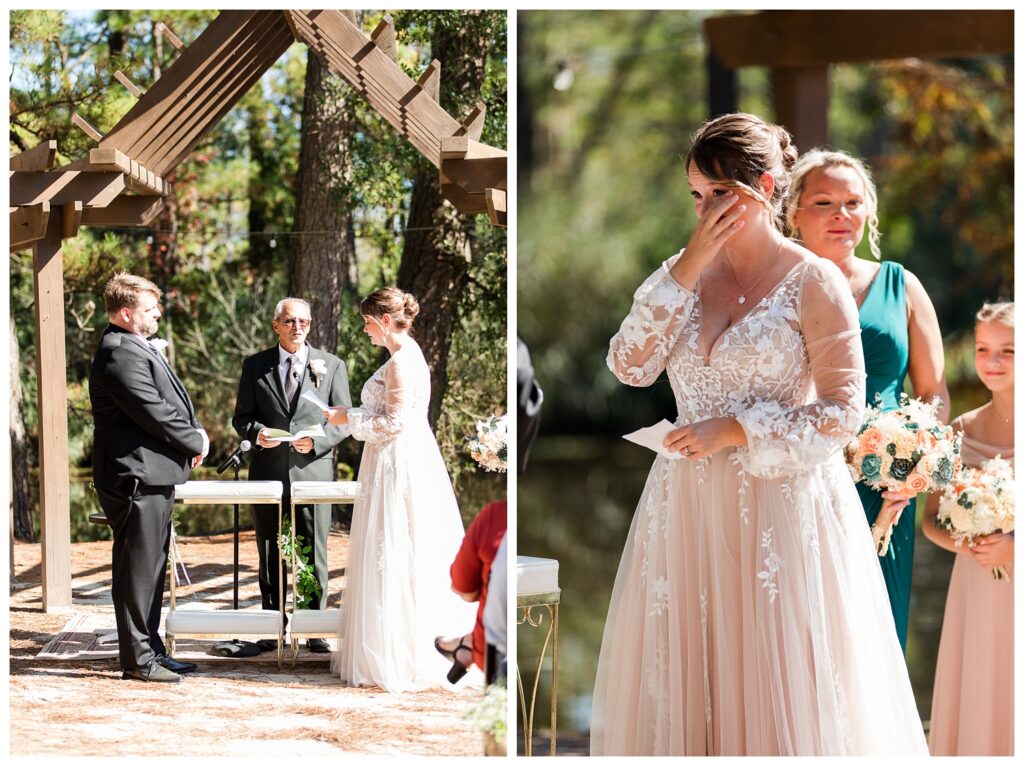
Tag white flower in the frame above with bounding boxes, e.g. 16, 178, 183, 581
308, 358, 327, 387
468, 414, 508, 472
149, 338, 169, 356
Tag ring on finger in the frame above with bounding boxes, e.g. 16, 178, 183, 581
683, 447, 692, 457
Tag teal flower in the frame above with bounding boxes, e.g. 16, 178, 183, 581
861, 454, 882, 481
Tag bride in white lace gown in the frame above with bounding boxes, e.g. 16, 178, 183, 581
325, 288, 474, 692
591, 114, 927, 755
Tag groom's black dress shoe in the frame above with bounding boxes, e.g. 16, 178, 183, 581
307, 638, 330, 654
122, 660, 182, 683
156, 653, 197, 674
256, 639, 280, 653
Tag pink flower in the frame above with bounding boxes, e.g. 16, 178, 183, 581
904, 472, 929, 494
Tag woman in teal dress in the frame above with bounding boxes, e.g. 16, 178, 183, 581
785, 150, 949, 650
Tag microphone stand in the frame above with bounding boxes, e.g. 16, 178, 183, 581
233, 460, 241, 610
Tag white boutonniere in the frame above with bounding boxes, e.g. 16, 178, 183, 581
308, 358, 327, 388
149, 338, 169, 357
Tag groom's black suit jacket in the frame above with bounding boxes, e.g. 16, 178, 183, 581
90, 324, 205, 485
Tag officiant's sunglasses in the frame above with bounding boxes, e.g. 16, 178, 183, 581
281, 317, 311, 328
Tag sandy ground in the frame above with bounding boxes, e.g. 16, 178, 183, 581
9, 530, 487, 757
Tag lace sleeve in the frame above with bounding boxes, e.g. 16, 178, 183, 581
348, 359, 410, 443
607, 253, 697, 386
735, 260, 866, 478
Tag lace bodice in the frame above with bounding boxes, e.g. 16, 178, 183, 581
608, 252, 866, 478
349, 340, 431, 443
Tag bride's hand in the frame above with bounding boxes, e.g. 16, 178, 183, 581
323, 406, 349, 426
669, 192, 746, 289
663, 417, 745, 459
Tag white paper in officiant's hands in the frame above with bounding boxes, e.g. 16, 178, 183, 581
623, 419, 682, 460
301, 390, 332, 411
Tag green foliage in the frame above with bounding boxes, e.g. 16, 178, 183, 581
279, 516, 322, 609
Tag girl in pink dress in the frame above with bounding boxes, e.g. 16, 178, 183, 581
924, 301, 1014, 755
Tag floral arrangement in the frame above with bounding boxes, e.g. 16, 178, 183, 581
465, 682, 507, 753
936, 456, 1015, 580
308, 358, 327, 388
279, 517, 323, 608
469, 415, 508, 473
845, 394, 962, 555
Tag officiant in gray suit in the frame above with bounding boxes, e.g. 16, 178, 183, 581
232, 297, 352, 653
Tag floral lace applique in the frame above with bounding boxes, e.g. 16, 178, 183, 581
758, 528, 784, 604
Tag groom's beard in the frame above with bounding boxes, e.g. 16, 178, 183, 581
137, 317, 159, 337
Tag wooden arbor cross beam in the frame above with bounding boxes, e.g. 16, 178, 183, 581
704, 10, 1014, 149
285, 9, 507, 220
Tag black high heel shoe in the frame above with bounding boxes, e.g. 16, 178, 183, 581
434, 635, 472, 684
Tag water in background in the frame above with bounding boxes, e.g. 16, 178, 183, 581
518, 435, 957, 753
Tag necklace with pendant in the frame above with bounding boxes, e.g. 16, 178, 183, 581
724, 239, 784, 305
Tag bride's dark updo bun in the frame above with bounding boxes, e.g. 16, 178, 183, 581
360, 286, 420, 330
685, 112, 797, 231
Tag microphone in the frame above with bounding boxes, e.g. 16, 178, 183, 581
216, 440, 252, 474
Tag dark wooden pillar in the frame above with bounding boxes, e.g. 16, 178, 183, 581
33, 209, 72, 611
772, 65, 829, 150
707, 50, 737, 118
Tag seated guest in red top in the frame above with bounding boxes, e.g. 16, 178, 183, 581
435, 499, 507, 682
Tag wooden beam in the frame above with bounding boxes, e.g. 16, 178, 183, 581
440, 155, 507, 192
9, 202, 50, 252
370, 14, 396, 61
81, 196, 165, 226
705, 10, 1014, 69
77, 148, 168, 196
772, 66, 829, 150
10, 171, 126, 208
485, 188, 506, 227
10, 140, 58, 172
71, 112, 104, 142
33, 211, 72, 611
156, 21, 185, 52
417, 59, 441, 102
114, 70, 143, 98
440, 136, 507, 161
439, 175, 488, 216
61, 200, 83, 239
457, 102, 486, 141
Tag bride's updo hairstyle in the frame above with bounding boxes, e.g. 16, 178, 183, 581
685, 112, 798, 231
360, 286, 420, 330
976, 301, 1014, 330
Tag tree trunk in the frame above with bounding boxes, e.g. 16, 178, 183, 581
398, 12, 490, 429
10, 319, 34, 542
290, 11, 360, 353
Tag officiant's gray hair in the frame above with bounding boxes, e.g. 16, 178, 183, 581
273, 297, 312, 320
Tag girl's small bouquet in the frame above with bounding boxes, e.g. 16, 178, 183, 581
468, 415, 508, 472
936, 456, 1014, 580
845, 394, 962, 556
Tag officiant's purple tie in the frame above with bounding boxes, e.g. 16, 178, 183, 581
285, 355, 301, 406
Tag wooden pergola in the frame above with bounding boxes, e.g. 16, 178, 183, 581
9, 10, 507, 611
704, 10, 1013, 149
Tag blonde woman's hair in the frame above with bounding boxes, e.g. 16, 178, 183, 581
103, 272, 161, 314
685, 112, 798, 232
785, 148, 882, 260
976, 301, 1014, 329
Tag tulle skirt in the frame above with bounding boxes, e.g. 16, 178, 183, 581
333, 422, 476, 692
591, 449, 928, 755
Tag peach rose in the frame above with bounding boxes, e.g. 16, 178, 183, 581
904, 471, 929, 494
859, 427, 884, 454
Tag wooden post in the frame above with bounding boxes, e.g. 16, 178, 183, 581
707, 49, 737, 118
33, 209, 72, 612
772, 65, 828, 150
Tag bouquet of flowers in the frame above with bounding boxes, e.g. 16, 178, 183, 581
936, 456, 1015, 580
468, 415, 508, 473
845, 394, 962, 556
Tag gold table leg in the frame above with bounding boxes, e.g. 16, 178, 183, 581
517, 596, 559, 756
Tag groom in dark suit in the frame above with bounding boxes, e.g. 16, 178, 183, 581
90, 273, 209, 682
232, 297, 352, 653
